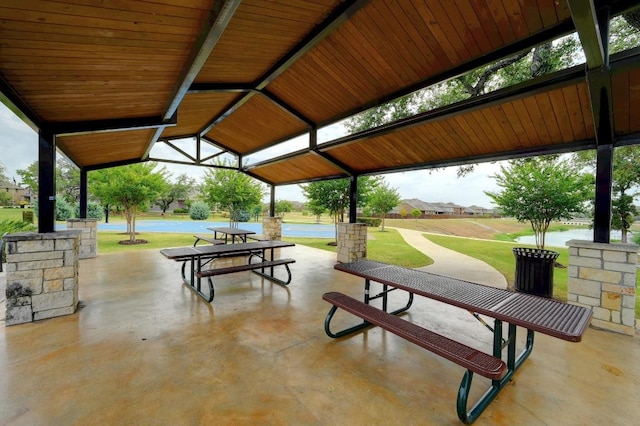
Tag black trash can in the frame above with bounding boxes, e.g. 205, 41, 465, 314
512, 247, 559, 298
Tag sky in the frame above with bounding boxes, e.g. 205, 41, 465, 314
0, 102, 500, 208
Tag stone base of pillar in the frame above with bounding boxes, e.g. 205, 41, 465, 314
3, 231, 81, 326
262, 216, 282, 240
566, 239, 637, 336
67, 218, 98, 258
337, 223, 367, 263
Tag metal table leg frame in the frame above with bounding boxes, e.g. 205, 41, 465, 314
366, 280, 414, 315
324, 280, 414, 338
180, 258, 215, 303
456, 320, 535, 424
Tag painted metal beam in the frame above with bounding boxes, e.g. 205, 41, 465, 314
50, 113, 177, 137
198, 0, 370, 138
319, 66, 586, 151
568, 0, 607, 67
38, 129, 56, 233
142, 0, 241, 158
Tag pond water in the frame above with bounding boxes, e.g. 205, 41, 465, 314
516, 229, 630, 248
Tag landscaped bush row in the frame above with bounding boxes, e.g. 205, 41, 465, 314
357, 217, 382, 227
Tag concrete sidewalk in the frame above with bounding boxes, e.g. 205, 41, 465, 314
389, 227, 508, 289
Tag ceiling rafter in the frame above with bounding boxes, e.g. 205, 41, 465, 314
51, 113, 178, 137
318, 66, 588, 153
143, 0, 241, 159
198, 0, 371, 138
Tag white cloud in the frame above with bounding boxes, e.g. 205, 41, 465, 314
0, 103, 38, 182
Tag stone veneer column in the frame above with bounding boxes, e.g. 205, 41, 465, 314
67, 218, 98, 258
337, 223, 367, 263
262, 216, 282, 240
566, 239, 637, 336
3, 230, 81, 326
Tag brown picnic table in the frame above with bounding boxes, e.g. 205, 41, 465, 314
324, 260, 592, 424
161, 240, 295, 303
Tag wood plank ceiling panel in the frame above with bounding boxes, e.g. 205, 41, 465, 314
612, 68, 640, 136
267, 0, 571, 124
0, 0, 214, 122
196, 0, 340, 83
161, 93, 240, 138
322, 82, 592, 173
249, 152, 346, 184
204, 94, 309, 154
57, 129, 157, 167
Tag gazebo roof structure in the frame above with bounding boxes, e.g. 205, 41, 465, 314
1, 1, 639, 204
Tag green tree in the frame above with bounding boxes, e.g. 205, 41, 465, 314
0, 161, 9, 184
486, 156, 592, 250
306, 201, 326, 224
411, 208, 421, 222
0, 163, 10, 205
301, 176, 379, 242
16, 158, 82, 206
90, 163, 167, 243
201, 160, 264, 226
574, 146, 640, 243
275, 199, 293, 218
16, 161, 39, 194
368, 180, 401, 231
56, 157, 81, 204
156, 173, 196, 216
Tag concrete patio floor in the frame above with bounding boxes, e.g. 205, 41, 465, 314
1, 244, 639, 425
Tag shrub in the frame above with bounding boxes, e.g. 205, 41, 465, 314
1, 219, 37, 263
231, 210, 251, 222
189, 201, 210, 220
55, 199, 74, 221
74, 202, 104, 220
357, 217, 382, 227
173, 208, 188, 214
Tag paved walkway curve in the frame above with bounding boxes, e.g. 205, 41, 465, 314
388, 227, 508, 289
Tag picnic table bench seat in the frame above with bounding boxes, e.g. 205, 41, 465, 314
193, 235, 225, 246
197, 258, 295, 279
323, 291, 507, 380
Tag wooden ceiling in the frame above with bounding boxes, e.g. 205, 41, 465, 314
2, 0, 640, 186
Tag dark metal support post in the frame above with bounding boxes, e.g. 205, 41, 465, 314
309, 127, 317, 150
594, 144, 613, 242
270, 185, 275, 217
79, 169, 88, 218
38, 129, 56, 233
349, 175, 357, 223
269, 185, 276, 217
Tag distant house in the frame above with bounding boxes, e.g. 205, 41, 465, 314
0, 182, 33, 207
391, 198, 494, 218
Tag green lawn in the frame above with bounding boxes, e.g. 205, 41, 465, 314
285, 228, 433, 268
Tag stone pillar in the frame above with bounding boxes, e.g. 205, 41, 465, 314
262, 216, 282, 240
337, 222, 367, 263
3, 230, 81, 326
67, 218, 98, 258
566, 239, 637, 336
